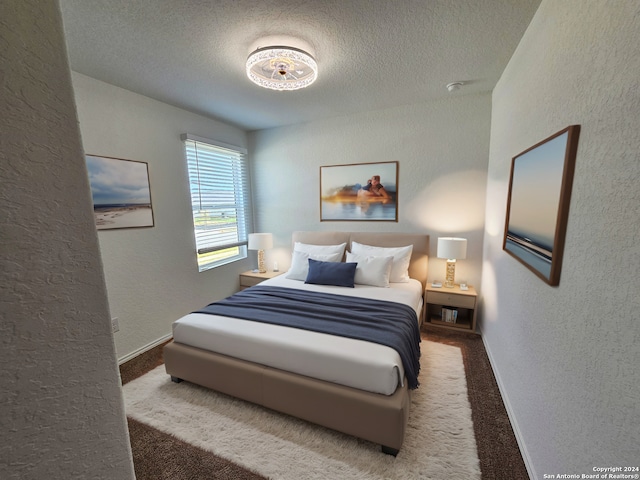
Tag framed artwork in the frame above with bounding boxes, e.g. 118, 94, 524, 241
85, 155, 155, 230
320, 161, 398, 221
503, 125, 580, 285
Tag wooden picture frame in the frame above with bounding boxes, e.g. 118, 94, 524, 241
320, 161, 398, 221
86, 154, 155, 230
503, 125, 580, 285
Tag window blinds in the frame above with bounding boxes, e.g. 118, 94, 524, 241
182, 134, 250, 272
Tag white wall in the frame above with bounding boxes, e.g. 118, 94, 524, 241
1, 1, 134, 478
250, 94, 492, 289
482, 0, 640, 477
72, 73, 252, 360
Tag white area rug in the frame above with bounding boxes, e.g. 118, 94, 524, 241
123, 341, 480, 479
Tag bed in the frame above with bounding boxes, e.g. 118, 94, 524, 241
163, 231, 429, 455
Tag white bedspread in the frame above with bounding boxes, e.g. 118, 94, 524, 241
171, 275, 423, 395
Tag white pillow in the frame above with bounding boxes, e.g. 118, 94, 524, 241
286, 250, 343, 281
350, 241, 413, 283
294, 242, 347, 258
346, 252, 393, 287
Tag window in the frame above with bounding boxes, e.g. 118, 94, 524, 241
181, 134, 251, 272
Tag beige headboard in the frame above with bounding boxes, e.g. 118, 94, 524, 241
291, 231, 429, 288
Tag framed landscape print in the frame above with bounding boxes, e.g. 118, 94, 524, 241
320, 161, 398, 221
86, 155, 155, 230
503, 125, 580, 285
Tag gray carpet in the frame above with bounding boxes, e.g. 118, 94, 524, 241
120, 327, 529, 479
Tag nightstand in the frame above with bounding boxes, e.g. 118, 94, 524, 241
425, 284, 478, 333
239, 270, 282, 290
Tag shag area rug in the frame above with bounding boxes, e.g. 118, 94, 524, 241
123, 341, 480, 479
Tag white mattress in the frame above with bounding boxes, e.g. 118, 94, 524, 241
172, 275, 423, 395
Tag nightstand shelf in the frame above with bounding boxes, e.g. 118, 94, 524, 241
425, 284, 478, 334
239, 270, 282, 290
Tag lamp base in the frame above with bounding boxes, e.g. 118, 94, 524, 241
257, 249, 266, 273
444, 259, 456, 288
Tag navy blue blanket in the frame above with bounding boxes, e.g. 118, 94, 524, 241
195, 286, 421, 389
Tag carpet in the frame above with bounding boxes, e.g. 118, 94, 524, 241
123, 341, 480, 479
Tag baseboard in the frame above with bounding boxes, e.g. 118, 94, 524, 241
479, 325, 536, 480
118, 333, 172, 365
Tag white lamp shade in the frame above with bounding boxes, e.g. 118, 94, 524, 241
437, 237, 467, 260
248, 233, 273, 251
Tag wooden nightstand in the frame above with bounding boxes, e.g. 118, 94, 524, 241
425, 284, 478, 333
239, 270, 282, 290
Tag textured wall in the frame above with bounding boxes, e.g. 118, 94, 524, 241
0, 1, 134, 478
482, 0, 640, 476
250, 94, 492, 289
71, 73, 251, 359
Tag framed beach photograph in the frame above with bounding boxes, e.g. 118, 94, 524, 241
320, 161, 398, 221
502, 125, 580, 285
86, 155, 155, 230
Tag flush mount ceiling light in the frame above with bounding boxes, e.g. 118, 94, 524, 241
446, 82, 464, 92
246, 46, 318, 91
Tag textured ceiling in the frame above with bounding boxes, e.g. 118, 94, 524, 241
60, 0, 540, 131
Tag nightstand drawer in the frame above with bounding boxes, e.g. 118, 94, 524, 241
239, 270, 282, 290
240, 275, 265, 288
426, 291, 476, 309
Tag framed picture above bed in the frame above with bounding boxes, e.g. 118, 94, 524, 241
502, 125, 580, 286
320, 161, 398, 221
85, 154, 155, 230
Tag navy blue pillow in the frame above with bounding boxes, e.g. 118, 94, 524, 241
305, 259, 357, 288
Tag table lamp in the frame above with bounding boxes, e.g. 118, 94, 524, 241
437, 237, 467, 288
248, 233, 273, 273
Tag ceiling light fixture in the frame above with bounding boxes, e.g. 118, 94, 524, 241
446, 82, 464, 92
246, 46, 318, 91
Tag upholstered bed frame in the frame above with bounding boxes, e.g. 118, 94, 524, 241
163, 231, 429, 455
